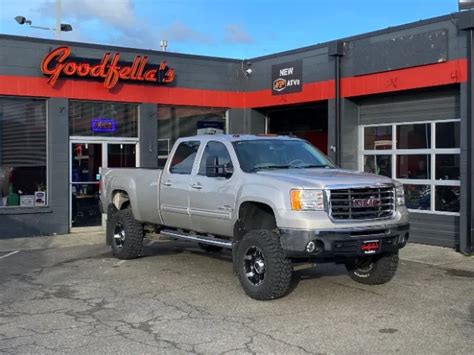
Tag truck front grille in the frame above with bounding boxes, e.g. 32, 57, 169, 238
329, 186, 395, 221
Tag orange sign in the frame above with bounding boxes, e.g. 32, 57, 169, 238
41, 46, 175, 89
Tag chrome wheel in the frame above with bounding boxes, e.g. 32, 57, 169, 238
113, 221, 126, 249
243, 246, 266, 286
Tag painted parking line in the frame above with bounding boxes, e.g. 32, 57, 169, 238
0, 250, 19, 260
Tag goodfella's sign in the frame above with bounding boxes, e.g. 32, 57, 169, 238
41, 46, 175, 89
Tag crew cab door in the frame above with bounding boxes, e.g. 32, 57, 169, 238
159, 140, 200, 230
189, 141, 237, 237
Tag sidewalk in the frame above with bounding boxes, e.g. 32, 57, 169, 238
400, 242, 474, 274
0, 229, 472, 272
0, 227, 105, 252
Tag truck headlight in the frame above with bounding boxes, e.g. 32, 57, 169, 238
395, 185, 405, 206
290, 189, 325, 211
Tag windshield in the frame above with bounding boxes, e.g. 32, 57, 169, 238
232, 139, 335, 172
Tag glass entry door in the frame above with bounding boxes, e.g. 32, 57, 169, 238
71, 143, 102, 227
70, 142, 137, 228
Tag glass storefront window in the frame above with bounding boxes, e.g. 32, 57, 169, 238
0, 98, 47, 208
364, 126, 392, 150
396, 155, 430, 179
436, 121, 460, 148
361, 120, 460, 214
363, 155, 392, 177
435, 186, 460, 212
435, 155, 460, 180
397, 123, 431, 149
107, 144, 136, 168
69, 101, 138, 137
404, 184, 431, 210
157, 105, 227, 167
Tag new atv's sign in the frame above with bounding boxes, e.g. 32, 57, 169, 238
41, 46, 175, 90
271, 60, 302, 95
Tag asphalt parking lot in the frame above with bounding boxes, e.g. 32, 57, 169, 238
0, 241, 473, 354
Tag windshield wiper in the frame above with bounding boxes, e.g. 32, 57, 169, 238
250, 164, 291, 171
294, 164, 332, 169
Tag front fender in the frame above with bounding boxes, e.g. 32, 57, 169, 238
236, 183, 287, 226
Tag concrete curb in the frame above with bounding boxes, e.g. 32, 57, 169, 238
0, 231, 472, 272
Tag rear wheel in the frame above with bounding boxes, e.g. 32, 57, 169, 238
110, 207, 144, 259
236, 230, 292, 300
345, 252, 399, 285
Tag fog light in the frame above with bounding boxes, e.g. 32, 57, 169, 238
306, 241, 316, 253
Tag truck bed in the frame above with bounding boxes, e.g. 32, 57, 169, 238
101, 168, 163, 224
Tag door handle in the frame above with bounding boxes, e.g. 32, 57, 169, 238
191, 183, 203, 190
163, 181, 173, 187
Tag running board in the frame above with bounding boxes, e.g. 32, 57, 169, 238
159, 229, 232, 249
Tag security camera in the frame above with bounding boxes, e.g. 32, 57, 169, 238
245, 68, 253, 75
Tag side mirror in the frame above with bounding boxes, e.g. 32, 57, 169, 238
206, 156, 233, 178
206, 156, 219, 177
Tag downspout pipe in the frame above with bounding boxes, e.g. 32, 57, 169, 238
458, 11, 474, 254
329, 41, 344, 166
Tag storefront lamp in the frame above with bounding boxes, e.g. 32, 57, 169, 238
14, 15, 72, 32
14, 16, 30, 25
60, 24, 73, 32
459, 0, 474, 11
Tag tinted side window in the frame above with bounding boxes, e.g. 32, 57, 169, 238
170, 141, 200, 174
198, 141, 232, 175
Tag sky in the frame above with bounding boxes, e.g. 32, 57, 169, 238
0, 0, 460, 59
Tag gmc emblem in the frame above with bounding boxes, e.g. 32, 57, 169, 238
352, 198, 381, 208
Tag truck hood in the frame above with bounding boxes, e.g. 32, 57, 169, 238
255, 168, 394, 189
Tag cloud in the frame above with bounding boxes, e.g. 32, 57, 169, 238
33, 1, 212, 50
161, 21, 212, 44
224, 24, 252, 44
111, 24, 157, 49
38, 0, 137, 29
23, 1, 251, 52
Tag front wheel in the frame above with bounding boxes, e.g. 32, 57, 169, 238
110, 207, 144, 260
236, 230, 292, 300
345, 252, 399, 285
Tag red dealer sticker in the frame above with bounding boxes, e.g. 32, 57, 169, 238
361, 240, 380, 254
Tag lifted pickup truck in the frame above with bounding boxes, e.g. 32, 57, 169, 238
100, 135, 409, 300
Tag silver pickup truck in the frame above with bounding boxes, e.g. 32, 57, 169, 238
100, 134, 409, 300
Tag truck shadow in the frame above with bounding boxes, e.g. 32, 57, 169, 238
142, 240, 347, 282
295, 264, 348, 280
142, 240, 232, 262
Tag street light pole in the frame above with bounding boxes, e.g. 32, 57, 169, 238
55, 0, 61, 39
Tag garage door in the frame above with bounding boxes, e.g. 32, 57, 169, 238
358, 86, 460, 248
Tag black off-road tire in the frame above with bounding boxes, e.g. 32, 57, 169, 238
198, 243, 223, 253
110, 207, 144, 260
345, 252, 399, 285
236, 230, 292, 300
